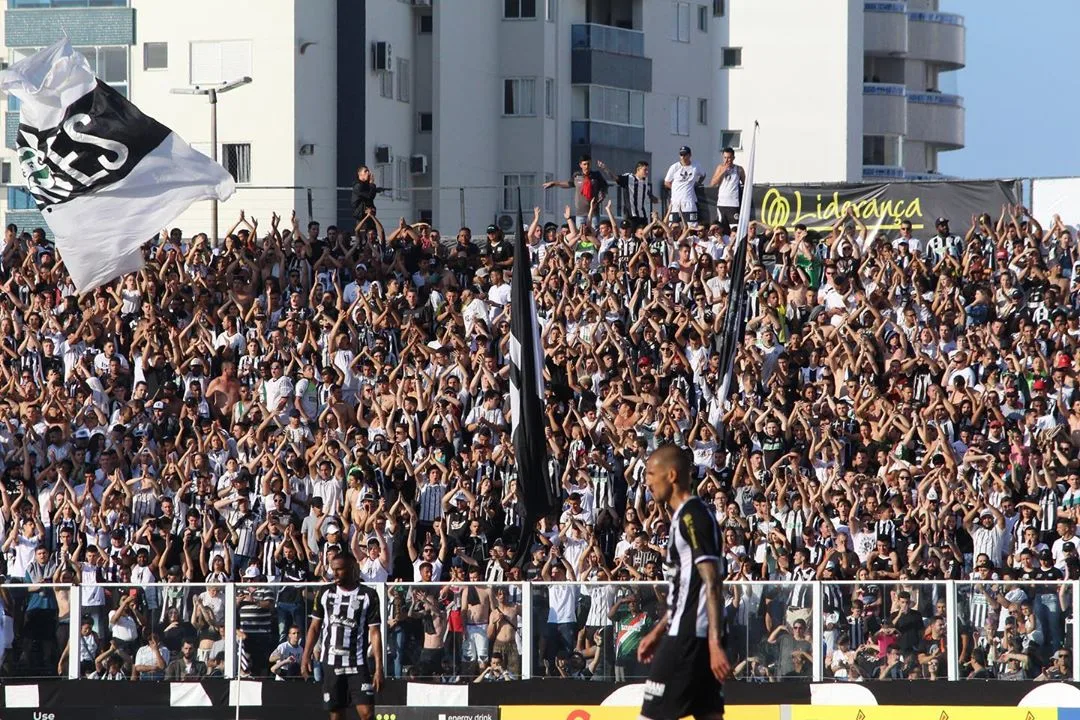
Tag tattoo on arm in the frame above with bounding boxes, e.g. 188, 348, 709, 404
698, 559, 724, 644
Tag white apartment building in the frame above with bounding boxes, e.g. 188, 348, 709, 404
0, 0, 964, 239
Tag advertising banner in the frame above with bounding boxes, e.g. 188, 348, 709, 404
500, 705, 779, 720
697, 179, 1021, 233
1032, 177, 1080, 229
789, 706, 1056, 720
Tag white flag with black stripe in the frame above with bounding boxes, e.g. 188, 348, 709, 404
0, 39, 235, 292
716, 122, 758, 406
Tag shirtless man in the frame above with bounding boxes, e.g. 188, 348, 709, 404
411, 588, 446, 678
462, 567, 491, 675
488, 586, 521, 675
205, 362, 241, 421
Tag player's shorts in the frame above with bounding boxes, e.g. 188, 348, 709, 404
640, 636, 725, 720
716, 205, 740, 226
322, 666, 375, 711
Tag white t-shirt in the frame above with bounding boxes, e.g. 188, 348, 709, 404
664, 162, 704, 210
714, 164, 742, 207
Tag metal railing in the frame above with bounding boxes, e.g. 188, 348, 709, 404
571, 23, 646, 58
0, 579, 1074, 683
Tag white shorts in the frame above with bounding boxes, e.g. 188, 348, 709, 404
668, 198, 698, 214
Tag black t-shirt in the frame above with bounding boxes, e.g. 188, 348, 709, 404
894, 609, 924, 652
488, 240, 513, 265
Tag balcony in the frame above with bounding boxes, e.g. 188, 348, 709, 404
907, 10, 965, 69
863, 1, 907, 56
863, 83, 906, 135
571, 23, 652, 93
906, 92, 964, 148
571, 120, 644, 151
863, 164, 905, 180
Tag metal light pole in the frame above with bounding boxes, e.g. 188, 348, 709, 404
171, 77, 252, 243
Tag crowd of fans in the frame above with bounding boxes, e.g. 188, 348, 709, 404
0, 154, 1076, 684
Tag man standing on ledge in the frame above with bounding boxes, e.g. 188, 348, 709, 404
302, 553, 384, 720
637, 444, 730, 720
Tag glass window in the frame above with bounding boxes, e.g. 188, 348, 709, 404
222, 143, 251, 184
502, 173, 537, 211
545, 78, 555, 119
721, 47, 742, 67
671, 95, 689, 136
100, 47, 126, 84
7, 187, 36, 210
397, 58, 410, 102
672, 2, 690, 42
720, 130, 741, 150
697, 98, 708, 125
504, 78, 535, 116
698, 4, 709, 32
503, 0, 536, 19
417, 13, 433, 33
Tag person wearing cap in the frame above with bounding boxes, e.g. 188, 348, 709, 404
964, 500, 1006, 569
926, 216, 962, 266
663, 146, 705, 226
544, 154, 610, 230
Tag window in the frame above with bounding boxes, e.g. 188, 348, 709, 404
396, 157, 408, 201
397, 58, 410, 102
502, 173, 538, 212
377, 164, 391, 190
571, 85, 645, 127
672, 2, 691, 43
670, 95, 689, 136
862, 135, 901, 166
417, 14, 433, 34
546, 0, 556, 21
73, 46, 128, 96
712, 0, 725, 16
7, 187, 35, 211
143, 42, 167, 70
545, 78, 555, 118
380, 69, 394, 98
417, 112, 433, 133
503, 0, 536, 19
721, 47, 742, 68
0, 162, 9, 185
503, 78, 536, 116
222, 143, 251, 184
697, 5, 709, 31
189, 40, 252, 85
697, 98, 708, 126
720, 130, 742, 150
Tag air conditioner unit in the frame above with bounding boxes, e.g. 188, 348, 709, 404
712, 0, 725, 16
496, 213, 515, 232
372, 41, 392, 71
409, 154, 428, 174
374, 145, 391, 165
412, 0, 431, 6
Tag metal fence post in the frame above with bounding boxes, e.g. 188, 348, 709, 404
811, 581, 823, 681
520, 581, 533, 680
1072, 582, 1079, 682
459, 187, 466, 230
225, 583, 237, 679
946, 581, 958, 680
307, 188, 314, 223
375, 582, 388, 675
68, 583, 82, 680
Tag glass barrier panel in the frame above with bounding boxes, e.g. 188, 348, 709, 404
0, 581, 68, 678
955, 580, 1072, 681
819, 580, 950, 681
384, 581, 526, 682
726, 581, 816, 682
232, 582, 324, 681
529, 581, 667, 682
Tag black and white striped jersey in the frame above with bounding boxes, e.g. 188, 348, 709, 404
312, 583, 381, 670
664, 495, 723, 640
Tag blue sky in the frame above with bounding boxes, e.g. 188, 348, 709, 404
938, 0, 1080, 180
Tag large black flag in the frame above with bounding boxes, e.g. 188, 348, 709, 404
716, 122, 758, 406
509, 189, 557, 565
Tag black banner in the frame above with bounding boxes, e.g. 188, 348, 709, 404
697, 179, 1022, 232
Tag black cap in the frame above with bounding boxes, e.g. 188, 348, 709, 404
620, 219, 633, 229
486, 224, 498, 233
1040, 549, 1054, 561
678, 146, 692, 155
936, 217, 949, 225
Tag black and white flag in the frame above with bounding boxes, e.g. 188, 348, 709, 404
0, 39, 235, 292
716, 122, 758, 406
509, 189, 557, 563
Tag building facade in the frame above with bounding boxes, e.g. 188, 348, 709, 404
0, 0, 964, 238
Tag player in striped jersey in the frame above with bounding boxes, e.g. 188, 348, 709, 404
637, 444, 729, 720
302, 554, 383, 720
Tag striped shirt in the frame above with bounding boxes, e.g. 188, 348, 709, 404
313, 583, 381, 669
619, 173, 652, 219
416, 482, 446, 523
666, 496, 722, 639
